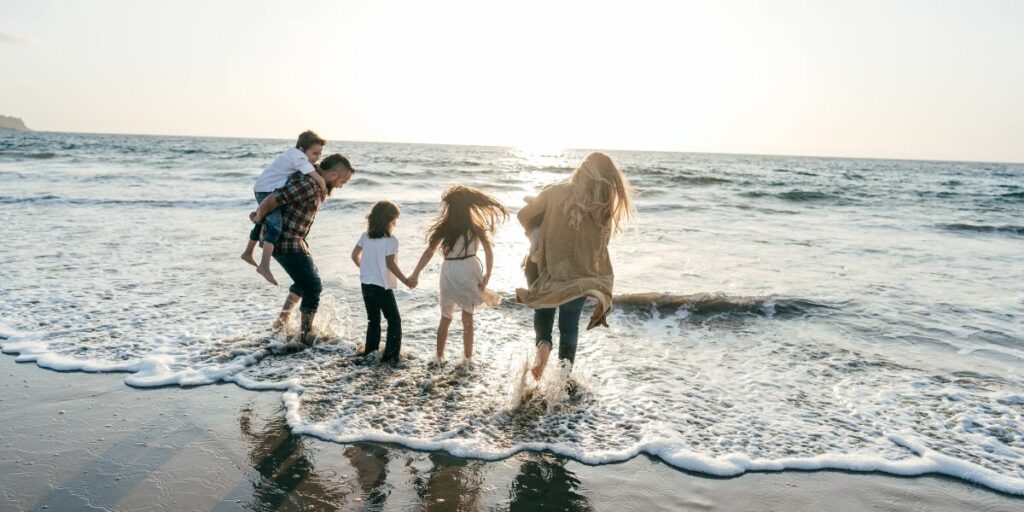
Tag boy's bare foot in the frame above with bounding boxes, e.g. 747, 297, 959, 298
241, 253, 257, 267
256, 264, 278, 285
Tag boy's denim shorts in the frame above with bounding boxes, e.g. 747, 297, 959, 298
249, 191, 283, 245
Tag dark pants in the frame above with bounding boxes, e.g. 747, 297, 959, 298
534, 296, 587, 364
273, 252, 322, 314
361, 284, 402, 362
249, 191, 283, 245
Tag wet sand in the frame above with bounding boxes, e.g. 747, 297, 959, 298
0, 356, 1020, 511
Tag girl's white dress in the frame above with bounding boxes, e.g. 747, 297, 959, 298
439, 235, 501, 318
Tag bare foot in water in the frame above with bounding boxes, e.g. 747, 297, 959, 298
241, 252, 257, 267
256, 264, 278, 285
272, 311, 291, 331
530, 365, 544, 380
531, 344, 551, 380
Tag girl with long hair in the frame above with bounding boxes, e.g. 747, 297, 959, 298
409, 185, 509, 363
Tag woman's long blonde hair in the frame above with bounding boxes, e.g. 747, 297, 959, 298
562, 152, 635, 234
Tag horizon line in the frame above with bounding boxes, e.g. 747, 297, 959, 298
6, 127, 1023, 167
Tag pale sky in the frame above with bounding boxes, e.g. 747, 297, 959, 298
1, 0, 1022, 162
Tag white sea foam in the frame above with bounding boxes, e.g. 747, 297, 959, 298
1, 328, 139, 372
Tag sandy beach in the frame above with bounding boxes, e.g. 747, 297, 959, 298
1, 357, 1019, 511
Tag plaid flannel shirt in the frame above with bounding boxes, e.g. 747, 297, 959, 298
273, 172, 323, 254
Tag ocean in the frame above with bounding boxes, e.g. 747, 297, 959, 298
1, 131, 1022, 495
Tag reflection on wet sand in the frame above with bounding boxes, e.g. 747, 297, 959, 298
239, 403, 349, 510
344, 443, 391, 507
413, 451, 487, 511
237, 402, 594, 511
509, 454, 593, 511
239, 402, 403, 510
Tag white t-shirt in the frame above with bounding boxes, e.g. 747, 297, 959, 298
358, 232, 400, 289
253, 147, 317, 193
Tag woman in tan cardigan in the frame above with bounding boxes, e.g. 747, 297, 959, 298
516, 152, 635, 379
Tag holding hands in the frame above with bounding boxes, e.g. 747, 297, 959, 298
409, 240, 439, 292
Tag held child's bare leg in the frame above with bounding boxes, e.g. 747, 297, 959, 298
461, 311, 474, 361
273, 293, 300, 330
531, 343, 551, 380
256, 242, 279, 285
241, 239, 258, 267
436, 316, 453, 361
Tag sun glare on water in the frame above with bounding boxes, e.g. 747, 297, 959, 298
509, 144, 574, 192
511, 141, 566, 158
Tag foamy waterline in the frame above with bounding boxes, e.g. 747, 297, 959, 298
3, 325, 1023, 497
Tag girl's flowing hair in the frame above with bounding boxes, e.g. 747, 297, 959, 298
366, 200, 400, 238
426, 185, 509, 255
562, 152, 635, 234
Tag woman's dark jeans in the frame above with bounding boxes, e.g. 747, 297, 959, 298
533, 296, 587, 364
361, 283, 402, 362
249, 191, 283, 245
272, 252, 322, 314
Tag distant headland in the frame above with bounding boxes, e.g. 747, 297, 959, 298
0, 115, 31, 131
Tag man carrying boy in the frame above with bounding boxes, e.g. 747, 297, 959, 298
250, 153, 356, 347
242, 130, 329, 285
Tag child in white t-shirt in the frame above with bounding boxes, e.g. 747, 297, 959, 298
351, 200, 413, 363
241, 130, 328, 285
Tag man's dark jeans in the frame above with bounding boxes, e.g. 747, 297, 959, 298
361, 283, 402, 362
533, 296, 587, 364
273, 252, 322, 314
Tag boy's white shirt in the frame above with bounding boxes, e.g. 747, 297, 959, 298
358, 233, 400, 290
253, 147, 316, 193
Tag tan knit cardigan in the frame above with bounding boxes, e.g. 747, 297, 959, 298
515, 183, 614, 329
